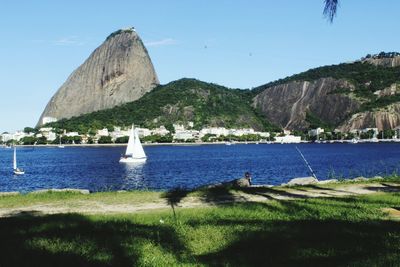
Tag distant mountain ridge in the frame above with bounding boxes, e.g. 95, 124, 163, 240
41, 46, 400, 133
37, 27, 159, 126
46, 78, 277, 133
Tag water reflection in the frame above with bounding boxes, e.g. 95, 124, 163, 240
121, 162, 147, 190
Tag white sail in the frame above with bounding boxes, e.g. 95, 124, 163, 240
132, 129, 146, 159
13, 147, 17, 170
125, 125, 135, 156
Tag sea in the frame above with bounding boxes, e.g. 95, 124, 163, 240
1, 143, 400, 193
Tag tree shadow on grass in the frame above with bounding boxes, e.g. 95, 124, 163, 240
236, 186, 310, 200
197, 218, 400, 267
365, 183, 400, 193
0, 211, 189, 267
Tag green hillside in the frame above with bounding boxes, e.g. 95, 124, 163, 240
46, 78, 278, 133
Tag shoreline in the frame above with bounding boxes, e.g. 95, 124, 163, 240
9, 139, 400, 148
0, 175, 389, 195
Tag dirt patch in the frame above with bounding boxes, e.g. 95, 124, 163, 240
1, 182, 399, 217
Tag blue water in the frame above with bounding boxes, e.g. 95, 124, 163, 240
1, 143, 400, 192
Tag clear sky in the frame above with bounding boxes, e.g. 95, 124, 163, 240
1, 0, 399, 132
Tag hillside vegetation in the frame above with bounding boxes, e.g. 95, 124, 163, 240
47, 79, 278, 133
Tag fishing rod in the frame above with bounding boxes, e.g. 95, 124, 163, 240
295, 146, 317, 179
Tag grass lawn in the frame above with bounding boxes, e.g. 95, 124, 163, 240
0, 190, 400, 266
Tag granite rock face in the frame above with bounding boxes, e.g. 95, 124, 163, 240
253, 78, 360, 130
38, 28, 159, 126
338, 103, 400, 131
363, 56, 400, 67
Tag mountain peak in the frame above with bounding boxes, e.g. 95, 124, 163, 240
106, 27, 136, 41
37, 28, 159, 126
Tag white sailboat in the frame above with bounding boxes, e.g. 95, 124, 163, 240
13, 147, 25, 175
58, 135, 65, 148
119, 125, 147, 163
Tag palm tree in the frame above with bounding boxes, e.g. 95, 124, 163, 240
323, 0, 339, 22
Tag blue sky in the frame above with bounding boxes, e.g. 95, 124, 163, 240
1, 0, 400, 132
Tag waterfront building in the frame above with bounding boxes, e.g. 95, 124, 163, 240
65, 132, 80, 137
152, 126, 170, 136
97, 128, 109, 136
275, 135, 301, 143
173, 130, 199, 141
308, 127, 324, 137
137, 128, 152, 137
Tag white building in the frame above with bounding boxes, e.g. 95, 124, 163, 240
275, 135, 301, 144
13, 131, 29, 141
200, 127, 229, 137
42, 116, 58, 125
361, 128, 379, 138
39, 127, 54, 132
173, 124, 185, 132
173, 130, 199, 141
152, 126, 170, 136
47, 132, 57, 141
229, 128, 255, 136
1, 133, 14, 142
97, 128, 109, 136
137, 128, 152, 137
38, 128, 55, 141
65, 132, 80, 137
256, 132, 270, 138
308, 127, 325, 137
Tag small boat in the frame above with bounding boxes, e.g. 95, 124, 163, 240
58, 135, 65, 148
119, 125, 147, 163
350, 138, 359, 144
13, 147, 25, 175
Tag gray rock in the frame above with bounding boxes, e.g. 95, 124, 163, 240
352, 177, 369, 182
234, 178, 251, 188
338, 103, 400, 132
37, 28, 159, 126
286, 176, 319, 186
318, 179, 339, 184
253, 78, 360, 130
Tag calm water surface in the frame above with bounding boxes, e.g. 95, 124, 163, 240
1, 143, 400, 192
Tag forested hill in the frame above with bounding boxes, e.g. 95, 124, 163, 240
46, 78, 278, 133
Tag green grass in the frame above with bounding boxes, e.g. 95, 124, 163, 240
0, 190, 162, 209
1, 190, 400, 266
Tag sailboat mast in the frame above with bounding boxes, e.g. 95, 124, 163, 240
13, 147, 17, 170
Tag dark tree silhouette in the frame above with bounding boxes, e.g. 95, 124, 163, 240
323, 0, 339, 22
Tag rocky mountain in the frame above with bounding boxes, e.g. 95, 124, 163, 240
338, 103, 400, 132
361, 52, 400, 67
37, 27, 159, 126
46, 79, 277, 133
253, 78, 360, 130
41, 50, 400, 133
253, 53, 400, 131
